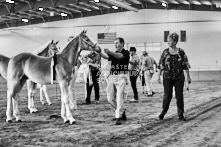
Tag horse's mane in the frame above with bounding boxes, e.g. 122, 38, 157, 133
61, 37, 77, 53
32, 40, 52, 55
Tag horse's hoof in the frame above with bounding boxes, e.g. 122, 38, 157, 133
69, 118, 76, 124
48, 103, 52, 106
70, 120, 76, 125
6, 119, 13, 123
64, 120, 70, 124
30, 108, 38, 114
16, 119, 22, 122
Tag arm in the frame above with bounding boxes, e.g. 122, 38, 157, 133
100, 52, 109, 60
106, 49, 124, 59
129, 54, 139, 65
88, 55, 101, 68
154, 59, 158, 72
184, 68, 191, 84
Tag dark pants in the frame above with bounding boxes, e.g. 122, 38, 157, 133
161, 78, 185, 118
85, 69, 100, 103
129, 70, 139, 100
139, 71, 146, 86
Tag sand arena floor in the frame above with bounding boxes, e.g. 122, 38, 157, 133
0, 77, 221, 147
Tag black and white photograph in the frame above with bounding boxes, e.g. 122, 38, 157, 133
0, 0, 221, 146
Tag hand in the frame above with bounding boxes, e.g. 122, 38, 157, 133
95, 46, 101, 53
187, 77, 191, 84
104, 48, 109, 54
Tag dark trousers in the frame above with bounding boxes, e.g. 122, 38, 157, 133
139, 70, 146, 86
162, 78, 185, 118
129, 70, 139, 100
85, 69, 100, 102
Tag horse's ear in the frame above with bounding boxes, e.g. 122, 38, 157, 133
84, 29, 87, 34
51, 40, 54, 44
55, 40, 59, 45
80, 30, 85, 35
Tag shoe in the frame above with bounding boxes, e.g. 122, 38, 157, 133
179, 117, 187, 121
115, 118, 122, 125
82, 101, 91, 105
129, 99, 138, 103
159, 113, 165, 120
152, 91, 155, 96
147, 94, 153, 97
121, 111, 127, 121
95, 100, 100, 104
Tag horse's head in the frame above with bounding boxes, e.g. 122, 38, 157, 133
47, 40, 59, 56
78, 30, 96, 52
49, 40, 59, 53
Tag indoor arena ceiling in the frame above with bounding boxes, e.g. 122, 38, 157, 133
0, 0, 221, 29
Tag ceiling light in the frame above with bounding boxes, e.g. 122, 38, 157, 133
38, 7, 43, 11
94, 0, 99, 2
50, 11, 54, 16
6, 0, 14, 3
21, 18, 29, 23
112, 6, 118, 9
61, 13, 67, 17
162, 2, 168, 7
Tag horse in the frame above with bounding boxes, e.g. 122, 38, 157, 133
27, 40, 59, 113
6, 30, 96, 124
0, 40, 59, 113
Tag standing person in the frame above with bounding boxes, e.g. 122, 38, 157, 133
128, 47, 140, 102
141, 51, 157, 96
99, 37, 130, 125
83, 47, 101, 104
139, 52, 146, 94
157, 32, 191, 121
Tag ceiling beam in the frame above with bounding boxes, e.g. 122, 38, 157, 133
79, 2, 100, 10
68, 3, 92, 11
48, 7, 73, 14
57, 5, 82, 13
102, 0, 139, 12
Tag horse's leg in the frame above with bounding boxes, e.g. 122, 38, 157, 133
12, 94, 21, 122
39, 84, 46, 105
12, 76, 27, 121
68, 66, 78, 110
27, 80, 37, 113
27, 80, 32, 110
41, 85, 52, 105
59, 81, 76, 124
7, 76, 27, 122
6, 89, 13, 122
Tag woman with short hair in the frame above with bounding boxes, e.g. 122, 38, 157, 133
157, 32, 191, 121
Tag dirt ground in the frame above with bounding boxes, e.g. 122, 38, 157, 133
1, 77, 221, 147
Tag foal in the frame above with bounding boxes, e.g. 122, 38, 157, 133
0, 40, 58, 113
6, 30, 96, 124
27, 40, 59, 113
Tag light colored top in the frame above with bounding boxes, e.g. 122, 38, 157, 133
141, 55, 157, 71
129, 53, 140, 71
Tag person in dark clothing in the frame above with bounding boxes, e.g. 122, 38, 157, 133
128, 47, 140, 102
83, 47, 101, 104
157, 32, 191, 121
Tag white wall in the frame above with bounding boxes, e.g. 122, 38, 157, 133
0, 9, 221, 68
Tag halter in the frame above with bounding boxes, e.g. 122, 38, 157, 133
79, 34, 97, 50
